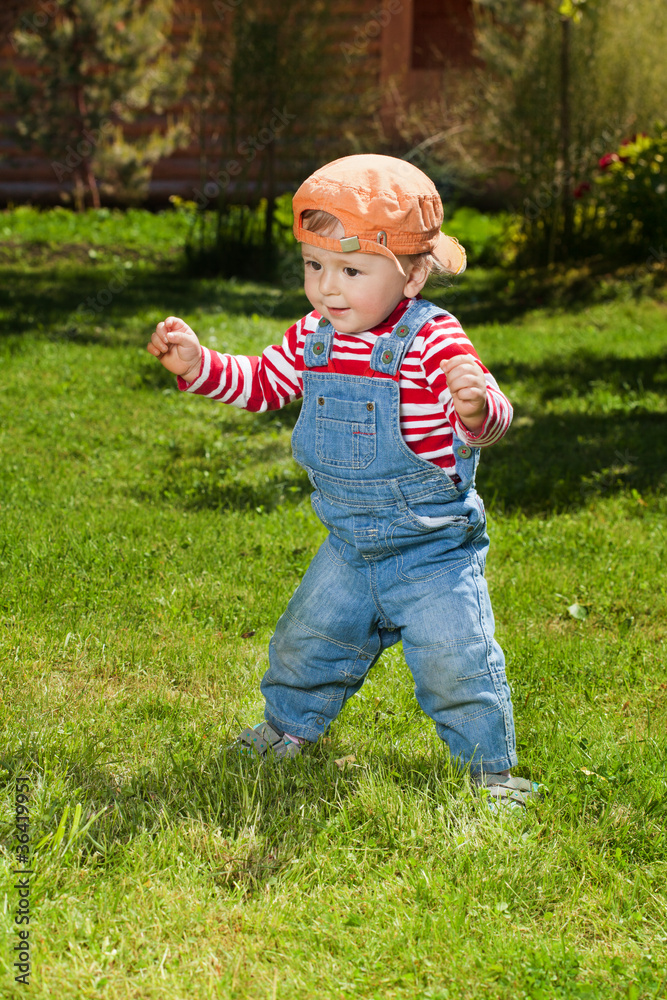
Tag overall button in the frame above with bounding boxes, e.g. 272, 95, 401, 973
315, 716, 325, 726
396, 324, 409, 338
366, 402, 374, 411
318, 317, 328, 327
457, 445, 472, 459
313, 341, 325, 355
381, 349, 394, 364
318, 396, 325, 405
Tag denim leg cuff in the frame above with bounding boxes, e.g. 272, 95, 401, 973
264, 709, 321, 744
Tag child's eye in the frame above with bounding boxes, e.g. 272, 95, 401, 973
344, 267, 360, 277
304, 260, 321, 271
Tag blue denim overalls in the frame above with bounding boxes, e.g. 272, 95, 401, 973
261, 297, 517, 773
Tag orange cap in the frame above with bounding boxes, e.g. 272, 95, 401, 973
292, 154, 466, 276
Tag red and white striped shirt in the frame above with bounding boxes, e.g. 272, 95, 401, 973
179, 297, 512, 472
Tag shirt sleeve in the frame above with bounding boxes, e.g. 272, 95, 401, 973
418, 314, 513, 447
177, 321, 303, 412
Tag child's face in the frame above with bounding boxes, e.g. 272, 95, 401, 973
301, 244, 423, 334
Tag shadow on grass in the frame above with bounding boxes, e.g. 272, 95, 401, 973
145, 410, 666, 518
479, 351, 667, 513
0, 265, 312, 347
0, 738, 475, 891
493, 351, 667, 401
0, 744, 362, 889
147, 351, 666, 516
431, 258, 667, 327
480, 409, 666, 513
2, 257, 664, 349
148, 461, 312, 513
2, 266, 665, 515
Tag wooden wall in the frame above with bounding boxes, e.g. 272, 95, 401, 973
0, 0, 474, 207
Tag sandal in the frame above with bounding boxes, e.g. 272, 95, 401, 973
473, 772, 542, 809
232, 721, 304, 761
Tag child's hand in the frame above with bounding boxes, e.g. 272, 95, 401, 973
147, 316, 202, 383
440, 355, 488, 432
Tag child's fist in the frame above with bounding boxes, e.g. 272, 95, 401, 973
440, 354, 488, 431
147, 316, 202, 382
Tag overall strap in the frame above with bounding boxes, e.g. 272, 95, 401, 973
303, 299, 452, 373
303, 315, 334, 367
368, 298, 453, 378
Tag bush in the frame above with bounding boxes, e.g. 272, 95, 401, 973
470, 0, 667, 265
578, 128, 667, 258
445, 207, 517, 267
180, 194, 296, 281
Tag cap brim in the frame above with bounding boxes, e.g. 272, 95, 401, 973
432, 232, 467, 275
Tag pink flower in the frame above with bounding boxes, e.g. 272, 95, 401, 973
598, 153, 619, 170
598, 151, 630, 170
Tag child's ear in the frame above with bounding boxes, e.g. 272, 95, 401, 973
403, 260, 430, 298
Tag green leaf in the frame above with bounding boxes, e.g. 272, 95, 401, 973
52, 804, 70, 848
559, 0, 586, 21
63, 802, 82, 852
568, 603, 588, 620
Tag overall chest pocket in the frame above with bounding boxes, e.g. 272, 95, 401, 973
315, 395, 377, 469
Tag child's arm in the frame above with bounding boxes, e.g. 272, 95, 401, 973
415, 316, 512, 446
147, 316, 203, 384
147, 314, 306, 412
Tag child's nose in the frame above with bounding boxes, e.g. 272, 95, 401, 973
319, 269, 340, 296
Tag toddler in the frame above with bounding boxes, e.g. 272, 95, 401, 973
148, 155, 539, 807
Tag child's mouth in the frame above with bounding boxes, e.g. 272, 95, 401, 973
328, 307, 349, 316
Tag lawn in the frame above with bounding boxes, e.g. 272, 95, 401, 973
0, 207, 666, 999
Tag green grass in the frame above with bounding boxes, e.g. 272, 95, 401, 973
0, 208, 666, 999
1, 204, 192, 253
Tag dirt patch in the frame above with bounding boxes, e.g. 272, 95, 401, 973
0, 240, 180, 268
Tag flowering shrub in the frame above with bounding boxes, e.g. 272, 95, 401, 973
576, 127, 667, 257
